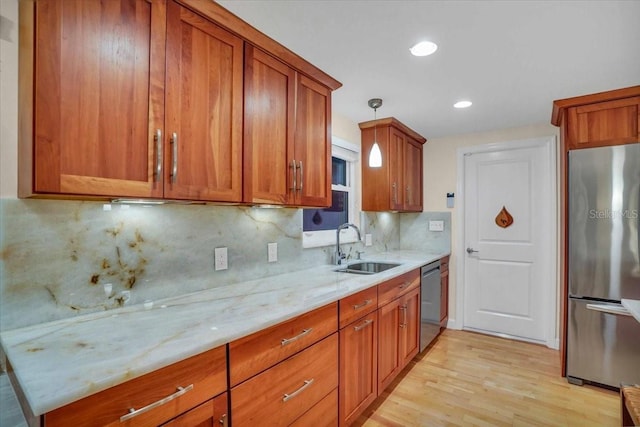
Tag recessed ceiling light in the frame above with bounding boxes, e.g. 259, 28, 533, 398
454, 100, 472, 109
410, 41, 438, 57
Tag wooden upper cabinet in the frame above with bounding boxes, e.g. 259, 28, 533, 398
551, 86, 640, 150
294, 75, 332, 207
24, 0, 167, 198
360, 118, 426, 212
244, 48, 332, 208
164, 1, 243, 202
244, 45, 296, 205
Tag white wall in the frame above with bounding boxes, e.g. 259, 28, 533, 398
422, 123, 560, 327
0, 0, 18, 199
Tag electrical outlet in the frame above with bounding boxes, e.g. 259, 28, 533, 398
214, 247, 228, 271
365, 234, 373, 247
268, 242, 278, 263
429, 220, 444, 232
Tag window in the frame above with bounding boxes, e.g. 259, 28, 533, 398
302, 137, 360, 248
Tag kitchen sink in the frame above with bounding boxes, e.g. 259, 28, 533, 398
335, 262, 401, 275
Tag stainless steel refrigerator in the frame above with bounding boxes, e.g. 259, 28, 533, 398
567, 143, 640, 388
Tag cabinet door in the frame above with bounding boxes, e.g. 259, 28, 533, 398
244, 45, 296, 205
165, 0, 243, 201
294, 75, 332, 207
440, 268, 449, 327
567, 97, 639, 149
403, 137, 423, 212
400, 287, 420, 366
389, 128, 405, 211
31, 0, 166, 198
377, 299, 401, 394
361, 127, 391, 211
161, 393, 228, 427
339, 312, 377, 427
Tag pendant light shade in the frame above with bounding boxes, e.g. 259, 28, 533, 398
369, 142, 382, 167
367, 98, 383, 168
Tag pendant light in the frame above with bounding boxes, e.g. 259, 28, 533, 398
368, 98, 383, 168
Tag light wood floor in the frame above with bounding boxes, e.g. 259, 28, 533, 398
355, 329, 619, 427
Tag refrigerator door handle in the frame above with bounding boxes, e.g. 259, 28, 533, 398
586, 303, 632, 317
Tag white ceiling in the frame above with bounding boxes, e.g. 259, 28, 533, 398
217, 0, 640, 139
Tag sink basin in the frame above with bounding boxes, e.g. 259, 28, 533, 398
335, 262, 401, 275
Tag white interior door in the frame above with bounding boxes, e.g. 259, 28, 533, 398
463, 138, 554, 344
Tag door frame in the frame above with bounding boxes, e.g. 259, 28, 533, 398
454, 136, 559, 349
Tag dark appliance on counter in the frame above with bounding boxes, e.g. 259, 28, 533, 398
567, 143, 640, 388
420, 260, 441, 352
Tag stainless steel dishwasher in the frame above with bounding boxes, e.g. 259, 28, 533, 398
420, 260, 441, 352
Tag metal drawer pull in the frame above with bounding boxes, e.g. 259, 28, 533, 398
170, 132, 178, 183
290, 159, 297, 191
354, 319, 373, 331
219, 413, 228, 427
120, 384, 194, 422
399, 282, 409, 289
281, 328, 313, 346
154, 129, 162, 181
399, 305, 407, 328
282, 379, 314, 402
353, 299, 372, 310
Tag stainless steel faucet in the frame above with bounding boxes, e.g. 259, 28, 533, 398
335, 223, 362, 265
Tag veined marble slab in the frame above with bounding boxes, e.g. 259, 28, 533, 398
0, 250, 447, 417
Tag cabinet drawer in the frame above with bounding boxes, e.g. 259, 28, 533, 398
229, 302, 338, 386
377, 269, 419, 306
290, 388, 338, 427
339, 287, 378, 329
44, 345, 226, 427
231, 333, 338, 426
160, 393, 227, 427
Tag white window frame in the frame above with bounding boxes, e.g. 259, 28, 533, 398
302, 136, 360, 248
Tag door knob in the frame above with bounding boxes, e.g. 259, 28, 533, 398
466, 247, 479, 254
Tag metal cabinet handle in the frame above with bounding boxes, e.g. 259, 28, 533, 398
120, 384, 193, 422
406, 186, 410, 203
392, 182, 398, 204
282, 379, 314, 402
290, 160, 297, 191
354, 318, 373, 331
219, 414, 227, 427
170, 132, 178, 183
466, 247, 479, 254
353, 299, 372, 310
154, 129, 162, 181
298, 160, 303, 191
399, 282, 409, 289
399, 305, 407, 328
281, 328, 313, 346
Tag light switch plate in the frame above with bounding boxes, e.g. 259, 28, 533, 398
267, 242, 278, 263
214, 247, 228, 271
365, 234, 373, 247
429, 220, 444, 232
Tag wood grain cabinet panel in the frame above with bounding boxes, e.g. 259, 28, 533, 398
164, 0, 243, 202
377, 269, 419, 306
377, 297, 401, 393
339, 312, 378, 427
399, 287, 420, 366
43, 345, 226, 427
567, 97, 639, 149
359, 118, 426, 212
440, 256, 450, 327
161, 393, 228, 427
231, 334, 339, 427
26, 0, 167, 198
290, 388, 338, 427
339, 287, 378, 329
229, 302, 338, 387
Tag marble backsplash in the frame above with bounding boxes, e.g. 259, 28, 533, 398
0, 199, 450, 331
0, 199, 405, 331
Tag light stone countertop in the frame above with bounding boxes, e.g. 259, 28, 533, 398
622, 299, 640, 323
0, 250, 447, 417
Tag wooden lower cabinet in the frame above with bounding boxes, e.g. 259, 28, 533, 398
161, 393, 228, 427
43, 346, 227, 427
339, 311, 378, 427
440, 256, 450, 327
231, 334, 338, 426
377, 287, 420, 393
